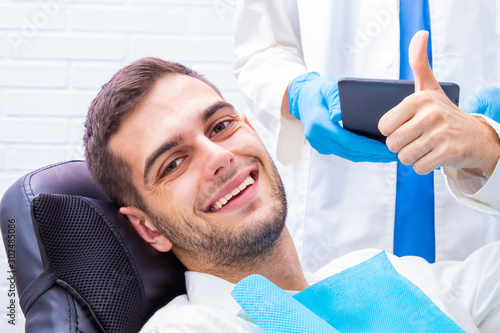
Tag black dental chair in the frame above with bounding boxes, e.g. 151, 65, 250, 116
0, 161, 187, 333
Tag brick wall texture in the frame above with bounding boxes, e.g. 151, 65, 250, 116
0, 1, 240, 331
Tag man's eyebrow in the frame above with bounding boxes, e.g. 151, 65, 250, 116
142, 101, 234, 185
143, 136, 183, 185
200, 101, 235, 123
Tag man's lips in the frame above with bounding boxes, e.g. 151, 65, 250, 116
209, 175, 254, 212
205, 171, 257, 212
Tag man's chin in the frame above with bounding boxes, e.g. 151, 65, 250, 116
207, 217, 286, 268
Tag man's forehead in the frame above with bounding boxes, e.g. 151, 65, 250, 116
145, 73, 221, 108
108, 73, 233, 184
120, 74, 223, 128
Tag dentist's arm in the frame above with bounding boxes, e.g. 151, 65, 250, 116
234, 0, 307, 165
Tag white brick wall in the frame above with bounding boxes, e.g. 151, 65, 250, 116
0, 0, 241, 331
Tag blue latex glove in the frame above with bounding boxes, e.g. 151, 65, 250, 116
463, 87, 500, 123
288, 72, 397, 162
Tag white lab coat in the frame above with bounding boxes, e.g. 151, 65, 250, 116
234, 0, 500, 271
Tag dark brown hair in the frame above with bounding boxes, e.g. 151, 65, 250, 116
83, 57, 221, 209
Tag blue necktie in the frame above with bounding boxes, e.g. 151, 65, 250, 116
232, 252, 465, 332
394, 0, 435, 263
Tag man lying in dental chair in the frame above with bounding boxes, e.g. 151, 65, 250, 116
83, 31, 500, 332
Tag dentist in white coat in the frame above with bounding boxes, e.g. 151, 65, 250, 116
234, 0, 500, 271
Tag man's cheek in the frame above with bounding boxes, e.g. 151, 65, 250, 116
240, 135, 267, 153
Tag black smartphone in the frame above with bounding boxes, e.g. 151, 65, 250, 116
338, 78, 460, 143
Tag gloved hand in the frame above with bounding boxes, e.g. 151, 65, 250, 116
463, 87, 500, 123
288, 72, 397, 162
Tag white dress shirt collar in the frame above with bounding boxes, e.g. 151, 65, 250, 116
185, 270, 243, 315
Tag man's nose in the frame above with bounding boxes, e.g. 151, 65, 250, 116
197, 137, 234, 178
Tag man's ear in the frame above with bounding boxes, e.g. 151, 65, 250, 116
119, 206, 173, 252
240, 113, 256, 131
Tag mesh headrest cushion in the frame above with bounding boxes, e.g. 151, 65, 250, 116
32, 193, 147, 333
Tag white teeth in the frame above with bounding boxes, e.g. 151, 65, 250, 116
210, 175, 254, 212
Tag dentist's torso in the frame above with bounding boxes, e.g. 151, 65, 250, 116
286, 0, 500, 270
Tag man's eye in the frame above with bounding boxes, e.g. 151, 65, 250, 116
212, 120, 230, 135
162, 157, 184, 177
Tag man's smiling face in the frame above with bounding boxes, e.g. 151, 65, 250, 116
109, 74, 287, 271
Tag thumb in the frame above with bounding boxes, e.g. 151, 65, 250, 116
409, 30, 442, 93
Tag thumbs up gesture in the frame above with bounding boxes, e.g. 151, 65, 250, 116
379, 31, 500, 176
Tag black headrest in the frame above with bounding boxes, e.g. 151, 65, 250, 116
0, 161, 186, 333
